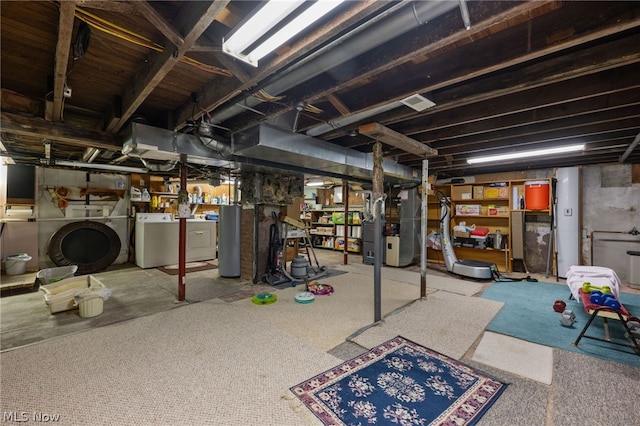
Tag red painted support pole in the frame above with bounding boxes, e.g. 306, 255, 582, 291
178, 162, 187, 301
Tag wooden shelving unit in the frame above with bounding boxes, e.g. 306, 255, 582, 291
308, 209, 363, 253
427, 179, 552, 272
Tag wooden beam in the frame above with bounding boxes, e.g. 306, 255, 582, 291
173, 0, 388, 128
326, 93, 350, 116
52, 1, 76, 122
358, 123, 438, 157
132, 1, 184, 48
307, 7, 640, 141
1, 112, 120, 151
189, 42, 222, 52
103, 95, 122, 132
105, 1, 230, 133
75, 1, 139, 15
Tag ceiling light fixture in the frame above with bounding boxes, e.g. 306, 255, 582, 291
81, 147, 100, 163
305, 180, 325, 187
56, 160, 148, 174
223, 0, 344, 67
467, 144, 585, 164
1, 154, 16, 165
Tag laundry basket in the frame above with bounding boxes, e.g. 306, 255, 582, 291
36, 265, 78, 285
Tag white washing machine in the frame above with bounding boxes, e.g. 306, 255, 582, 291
135, 213, 217, 268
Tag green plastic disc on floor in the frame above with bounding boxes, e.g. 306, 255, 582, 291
252, 293, 277, 305
294, 291, 315, 304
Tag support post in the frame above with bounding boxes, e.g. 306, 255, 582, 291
343, 179, 349, 265
372, 142, 384, 322
420, 159, 428, 297
178, 161, 187, 302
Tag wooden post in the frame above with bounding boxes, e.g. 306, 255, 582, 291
372, 142, 384, 323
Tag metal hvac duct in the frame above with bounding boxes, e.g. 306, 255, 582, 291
123, 122, 418, 182
122, 122, 234, 168
209, 1, 459, 125
233, 123, 418, 182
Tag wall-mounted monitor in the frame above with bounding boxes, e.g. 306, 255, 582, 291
6, 164, 35, 204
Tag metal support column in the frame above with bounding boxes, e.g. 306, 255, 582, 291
178, 161, 187, 302
420, 159, 428, 298
374, 197, 383, 322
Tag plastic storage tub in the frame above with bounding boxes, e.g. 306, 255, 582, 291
2, 253, 32, 276
36, 265, 78, 285
40, 275, 104, 314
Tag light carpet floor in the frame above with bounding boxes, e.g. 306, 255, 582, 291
351, 291, 504, 359
232, 272, 436, 351
0, 299, 338, 426
472, 331, 554, 384
334, 263, 485, 296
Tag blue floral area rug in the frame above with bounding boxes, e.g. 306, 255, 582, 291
291, 336, 506, 426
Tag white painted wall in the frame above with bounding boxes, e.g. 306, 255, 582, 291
581, 164, 640, 281
36, 168, 130, 269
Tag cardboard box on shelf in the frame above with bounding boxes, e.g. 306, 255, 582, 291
451, 185, 473, 200
488, 206, 509, 216
455, 204, 481, 216
473, 186, 484, 199
484, 186, 509, 199
454, 230, 470, 238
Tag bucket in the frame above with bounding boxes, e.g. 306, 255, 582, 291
290, 256, 309, 279
78, 296, 104, 318
524, 181, 550, 210
2, 253, 32, 276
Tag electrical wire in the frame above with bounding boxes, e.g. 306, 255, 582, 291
50, 1, 232, 78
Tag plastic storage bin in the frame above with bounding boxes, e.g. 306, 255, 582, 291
2, 253, 32, 276
40, 275, 104, 314
36, 265, 78, 285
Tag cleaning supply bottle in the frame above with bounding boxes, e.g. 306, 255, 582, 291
151, 195, 158, 209
130, 186, 142, 201
141, 188, 151, 202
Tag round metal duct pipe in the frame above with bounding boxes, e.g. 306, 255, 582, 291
209, 1, 459, 125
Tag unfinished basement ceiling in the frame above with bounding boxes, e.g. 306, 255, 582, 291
1, 1, 639, 180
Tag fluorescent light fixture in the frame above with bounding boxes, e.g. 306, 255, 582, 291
1, 154, 16, 165
223, 0, 344, 67
82, 147, 100, 163
56, 160, 148, 174
467, 144, 584, 164
305, 180, 325, 187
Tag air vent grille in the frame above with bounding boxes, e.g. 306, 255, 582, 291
400, 94, 436, 112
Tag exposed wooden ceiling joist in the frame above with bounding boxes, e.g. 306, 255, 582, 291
359, 123, 437, 157
105, 1, 230, 133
